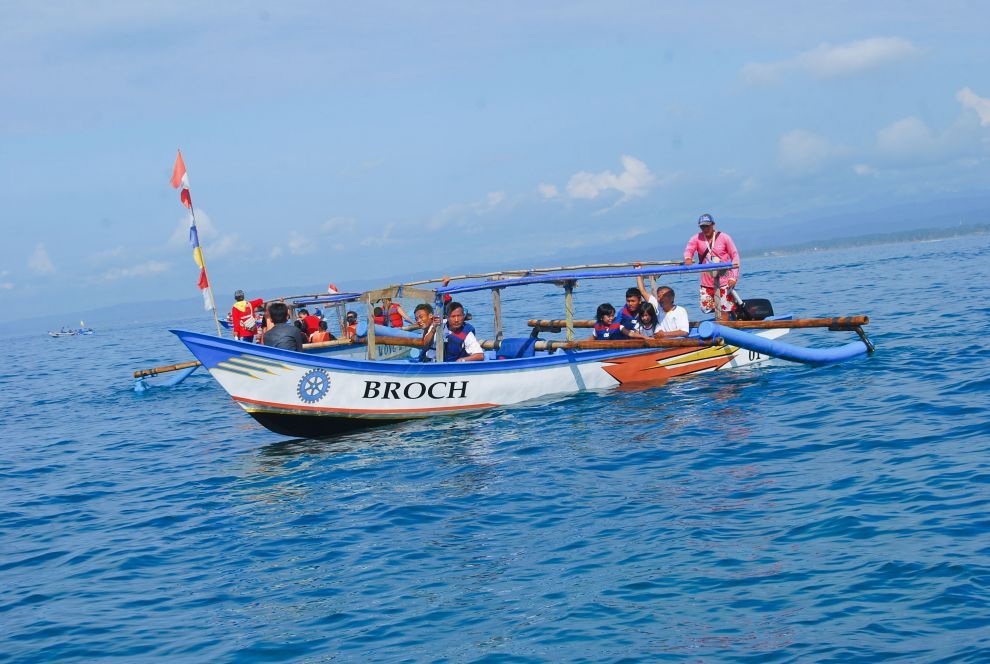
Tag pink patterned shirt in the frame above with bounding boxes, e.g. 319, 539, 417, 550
684, 231, 740, 288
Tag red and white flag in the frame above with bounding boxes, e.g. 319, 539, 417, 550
170, 149, 192, 209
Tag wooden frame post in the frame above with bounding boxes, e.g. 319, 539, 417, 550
564, 280, 576, 342
435, 308, 445, 363
365, 295, 378, 360
492, 286, 503, 343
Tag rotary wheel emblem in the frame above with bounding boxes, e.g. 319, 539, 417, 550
297, 369, 330, 403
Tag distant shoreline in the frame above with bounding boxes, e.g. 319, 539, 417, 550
754, 223, 989, 257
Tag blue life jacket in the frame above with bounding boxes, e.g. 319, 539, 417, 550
444, 322, 476, 361
615, 305, 639, 330
593, 321, 624, 340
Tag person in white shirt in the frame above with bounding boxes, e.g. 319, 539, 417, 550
654, 287, 690, 338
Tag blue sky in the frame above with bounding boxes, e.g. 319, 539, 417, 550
2, 1, 989, 314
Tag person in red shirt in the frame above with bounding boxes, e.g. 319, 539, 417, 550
296, 308, 322, 336
231, 290, 264, 342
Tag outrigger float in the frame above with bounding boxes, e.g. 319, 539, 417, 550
164, 261, 875, 438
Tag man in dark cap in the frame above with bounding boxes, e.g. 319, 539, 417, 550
683, 213, 740, 318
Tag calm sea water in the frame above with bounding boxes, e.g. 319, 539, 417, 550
2, 235, 989, 662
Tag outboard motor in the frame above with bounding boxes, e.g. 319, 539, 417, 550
735, 298, 774, 321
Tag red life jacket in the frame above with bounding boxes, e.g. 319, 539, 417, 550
388, 303, 403, 328
373, 314, 386, 326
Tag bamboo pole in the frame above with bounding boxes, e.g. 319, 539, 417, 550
400, 260, 682, 288
133, 360, 201, 379
530, 316, 870, 330
369, 335, 714, 351
302, 338, 356, 350
705, 316, 870, 329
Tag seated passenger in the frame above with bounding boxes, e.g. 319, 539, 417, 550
628, 302, 660, 339
592, 303, 627, 340
385, 299, 415, 328
655, 287, 690, 338
297, 308, 322, 336
441, 301, 483, 362
308, 320, 335, 344
414, 303, 439, 362
615, 288, 644, 332
252, 305, 267, 343
345, 311, 358, 338
263, 302, 307, 351
373, 306, 386, 326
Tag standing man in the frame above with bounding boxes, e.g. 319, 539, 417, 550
231, 289, 264, 343
683, 213, 740, 318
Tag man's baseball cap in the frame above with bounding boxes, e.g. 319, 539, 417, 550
697, 213, 715, 226
234, 289, 245, 298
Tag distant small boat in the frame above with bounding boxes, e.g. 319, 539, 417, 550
48, 329, 76, 337
78, 320, 94, 335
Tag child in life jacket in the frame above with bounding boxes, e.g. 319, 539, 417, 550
308, 320, 335, 344
592, 303, 627, 340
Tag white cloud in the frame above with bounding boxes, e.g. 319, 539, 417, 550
560, 226, 647, 250
538, 183, 559, 199
429, 191, 506, 230
168, 208, 217, 247
0, 282, 12, 290
564, 155, 657, 203
322, 216, 357, 233
957, 87, 990, 126
876, 117, 939, 160
168, 209, 241, 260
853, 164, 877, 176
88, 246, 126, 265
28, 243, 55, 274
742, 37, 920, 84
360, 222, 397, 247
777, 129, 845, 176
98, 260, 170, 282
269, 246, 284, 259
287, 231, 314, 255
206, 233, 241, 259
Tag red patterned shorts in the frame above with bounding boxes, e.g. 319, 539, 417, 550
699, 285, 737, 314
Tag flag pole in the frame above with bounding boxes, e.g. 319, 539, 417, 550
172, 149, 224, 338
188, 204, 224, 338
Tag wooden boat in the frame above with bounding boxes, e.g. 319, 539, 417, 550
171, 262, 875, 438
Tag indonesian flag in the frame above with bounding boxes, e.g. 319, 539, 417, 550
171, 149, 192, 209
